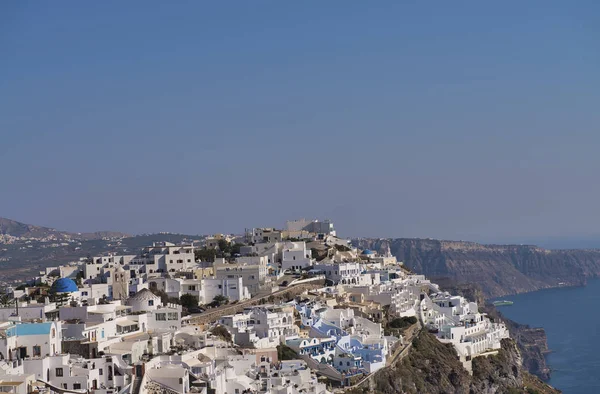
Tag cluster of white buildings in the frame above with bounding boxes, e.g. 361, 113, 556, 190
0, 219, 509, 393
421, 292, 509, 372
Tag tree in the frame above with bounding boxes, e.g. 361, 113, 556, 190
210, 325, 232, 342
194, 247, 217, 262
231, 243, 243, 255
180, 294, 199, 309
212, 294, 229, 307
217, 239, 230, 253
75, 271, 84, 286
0, 294, 15, 308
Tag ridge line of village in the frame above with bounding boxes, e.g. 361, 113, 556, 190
0, 219, 508, 394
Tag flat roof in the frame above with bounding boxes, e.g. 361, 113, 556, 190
15, 323, 53, 336
116, 319, 138, 327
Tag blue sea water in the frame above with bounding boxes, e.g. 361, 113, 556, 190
494, 279, 600, 394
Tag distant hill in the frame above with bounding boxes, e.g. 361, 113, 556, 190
0, 217, 129, 242
0, 217, 205, 283
353, 238, 600, 298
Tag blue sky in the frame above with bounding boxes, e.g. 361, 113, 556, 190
1, 1, 599, 242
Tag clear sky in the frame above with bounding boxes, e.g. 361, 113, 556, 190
1, 1, 599, 242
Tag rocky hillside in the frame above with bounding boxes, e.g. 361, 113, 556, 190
442, 282, 551, 380
349, 332, 559, 394
0, 217, 128, 242
353, 238, 600, 297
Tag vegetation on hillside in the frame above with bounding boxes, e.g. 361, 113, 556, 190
210, 325, 232, 342
277, 344, 298, 361
180, 294, 199, 309
352, 332, 560, 394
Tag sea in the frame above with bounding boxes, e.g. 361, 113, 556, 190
494, 278, 600, 394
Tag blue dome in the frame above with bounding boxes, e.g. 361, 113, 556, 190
51, 278, 78, 293
362, 249, 375, 255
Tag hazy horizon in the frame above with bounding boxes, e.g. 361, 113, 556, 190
5, 214, 600, 250
2, 2, 599, 243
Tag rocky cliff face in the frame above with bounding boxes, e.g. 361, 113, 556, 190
352, 332, 559, 394
353, 238, 600, 297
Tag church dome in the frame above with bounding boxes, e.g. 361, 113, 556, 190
51, 278, 78, 293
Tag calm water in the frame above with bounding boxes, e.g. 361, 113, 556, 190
494, 278, 600, 394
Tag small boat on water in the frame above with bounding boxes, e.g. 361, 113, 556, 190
492, 300, 514, 307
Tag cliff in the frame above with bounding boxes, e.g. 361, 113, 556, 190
442, 282, 552, 380
353, 238, 600, 298
349, 332, 559, 394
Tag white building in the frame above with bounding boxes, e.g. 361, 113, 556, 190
202, 277, 250, 304
215, 259, 268, 295
220, 305, 298, 349
245, 228, 283, 244
421, 293, 509, 371
281, 242, 313, 271
127, 289, 161, 313
285, 219, 336, 237
0, 321, 62, 361
314, 262, 362, 285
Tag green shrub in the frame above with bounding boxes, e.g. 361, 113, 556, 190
388, 316, 418, 329
277, 344, 298, 360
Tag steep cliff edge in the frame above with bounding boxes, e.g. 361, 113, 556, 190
442, 283, 552, 380
349, 332, 559, 394
353, 238, 600, 298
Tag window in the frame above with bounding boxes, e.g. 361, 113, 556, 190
188, 285, 196, 291
56, 368, 63, 377
33, 346, 41, 357
51, 328, 56, 338
168, 312, 178, 320
63, 384, 68, 389
148, 300, 154, 306
99, 368, 103, 375
73, 384, 81, 390
156, 313, 166, 321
